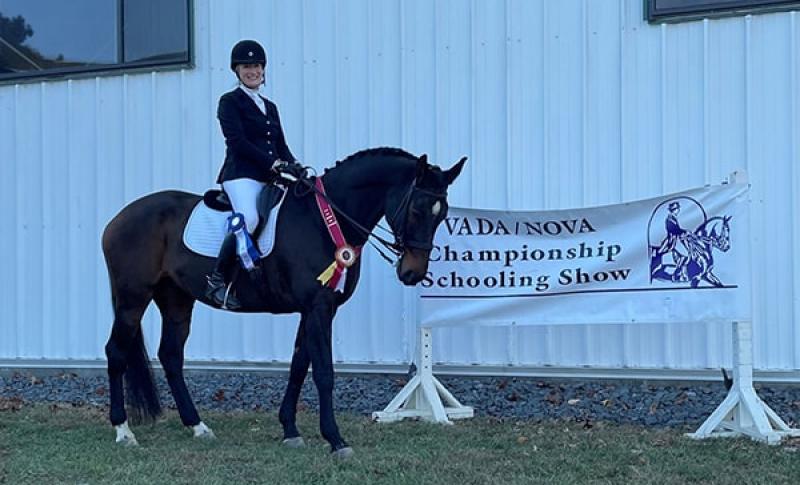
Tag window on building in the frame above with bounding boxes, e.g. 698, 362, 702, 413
0, 0, 191, 82
646, 0, 800, 22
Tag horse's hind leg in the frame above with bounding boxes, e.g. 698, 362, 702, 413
279, 319, 310, 447
105, 287, 159, 446
153, 279, 213, 439
704, 269, 724, 288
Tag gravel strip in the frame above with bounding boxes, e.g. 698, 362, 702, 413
1, 371, 799, 428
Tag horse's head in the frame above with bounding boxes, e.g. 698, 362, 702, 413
703, 215, 732, 252
716, 215, 732, 251
387, 154, 466, 285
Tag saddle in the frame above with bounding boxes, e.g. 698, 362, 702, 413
183, 185, 287, 258
201, 186, 283, 239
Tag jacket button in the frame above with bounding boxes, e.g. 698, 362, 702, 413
266, 121, 271, 125
269, 151, 273, 155
267, 131, 271, 135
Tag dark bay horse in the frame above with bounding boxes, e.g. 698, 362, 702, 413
102, 148, 466, 456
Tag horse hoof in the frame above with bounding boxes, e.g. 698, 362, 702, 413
193, 422, 216, 439
116, 435, 139, 447
195, 429, 216, 439
282, 437, 305, 448
115, 421, 138, 446
331, 446, 354, 459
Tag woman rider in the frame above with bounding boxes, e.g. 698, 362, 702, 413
206, 39, 304, 309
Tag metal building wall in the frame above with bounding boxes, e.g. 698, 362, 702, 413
1, 0, 799, 376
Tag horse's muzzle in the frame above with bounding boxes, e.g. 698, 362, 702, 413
399, 268, 425, 286
397, 249, 430, 286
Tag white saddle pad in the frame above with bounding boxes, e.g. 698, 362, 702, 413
182, 189, 287, 258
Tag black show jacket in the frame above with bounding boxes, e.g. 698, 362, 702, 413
216, 87, 296, 183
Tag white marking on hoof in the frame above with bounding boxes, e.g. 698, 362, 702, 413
331, 446, 354, 459
282, 436, 305, 448
115, 421, 138, 446
192, 421, 216, 439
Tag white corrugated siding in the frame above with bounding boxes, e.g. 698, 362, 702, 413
1, 0, 799, 374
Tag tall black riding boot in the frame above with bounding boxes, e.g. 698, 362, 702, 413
206, 233, 241, 310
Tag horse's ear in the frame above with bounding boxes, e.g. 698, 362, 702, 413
444, 156, 467, 185
416, 154, 428, 181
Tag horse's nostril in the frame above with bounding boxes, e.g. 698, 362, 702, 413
400, 270, 417, 285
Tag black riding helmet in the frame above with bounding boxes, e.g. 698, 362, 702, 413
230, 39, 266, 71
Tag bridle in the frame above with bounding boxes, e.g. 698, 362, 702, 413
384, 180, 447, 253
293, 174, 446, 265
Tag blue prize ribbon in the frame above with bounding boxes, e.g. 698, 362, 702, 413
226, 213, 260, 271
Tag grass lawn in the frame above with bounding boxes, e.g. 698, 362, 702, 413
1, 404, 799, 484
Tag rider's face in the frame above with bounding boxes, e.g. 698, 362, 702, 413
237, 63, 264, 89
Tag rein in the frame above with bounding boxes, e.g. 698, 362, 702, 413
290, 175, 404, 265
287, 173, 445, 265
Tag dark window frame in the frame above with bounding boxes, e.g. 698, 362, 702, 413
0, 0, 193, 84
646, 0, 800, 23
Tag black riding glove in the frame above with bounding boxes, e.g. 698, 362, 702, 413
272, 160, 306, 179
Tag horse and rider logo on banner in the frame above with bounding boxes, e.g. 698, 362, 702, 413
648, 197, 732, 288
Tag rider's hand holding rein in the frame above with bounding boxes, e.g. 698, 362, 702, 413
272, 159, 307, 180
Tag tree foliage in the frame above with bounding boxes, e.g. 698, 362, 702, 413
0, 13, 34, 47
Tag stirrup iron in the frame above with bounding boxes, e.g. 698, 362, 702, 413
222, 282, 235, 310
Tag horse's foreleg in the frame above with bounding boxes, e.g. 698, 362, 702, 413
304, 292, 352, 457
154, 283, 213, 438
279, 319, 310, 447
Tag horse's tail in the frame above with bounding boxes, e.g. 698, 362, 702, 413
123, 326, 162, 424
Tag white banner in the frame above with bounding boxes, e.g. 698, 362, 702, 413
419, 182, 751, 326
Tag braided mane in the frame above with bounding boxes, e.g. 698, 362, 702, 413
341, 147, 416, 164
324, 147, 417, 174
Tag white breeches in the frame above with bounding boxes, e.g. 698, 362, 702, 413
222, 178, 266, 233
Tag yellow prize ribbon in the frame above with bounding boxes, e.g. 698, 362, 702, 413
317, 260, 338, 286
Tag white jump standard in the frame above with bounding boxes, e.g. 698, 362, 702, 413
372, 327, 473, 423
688, 320, 800, 444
